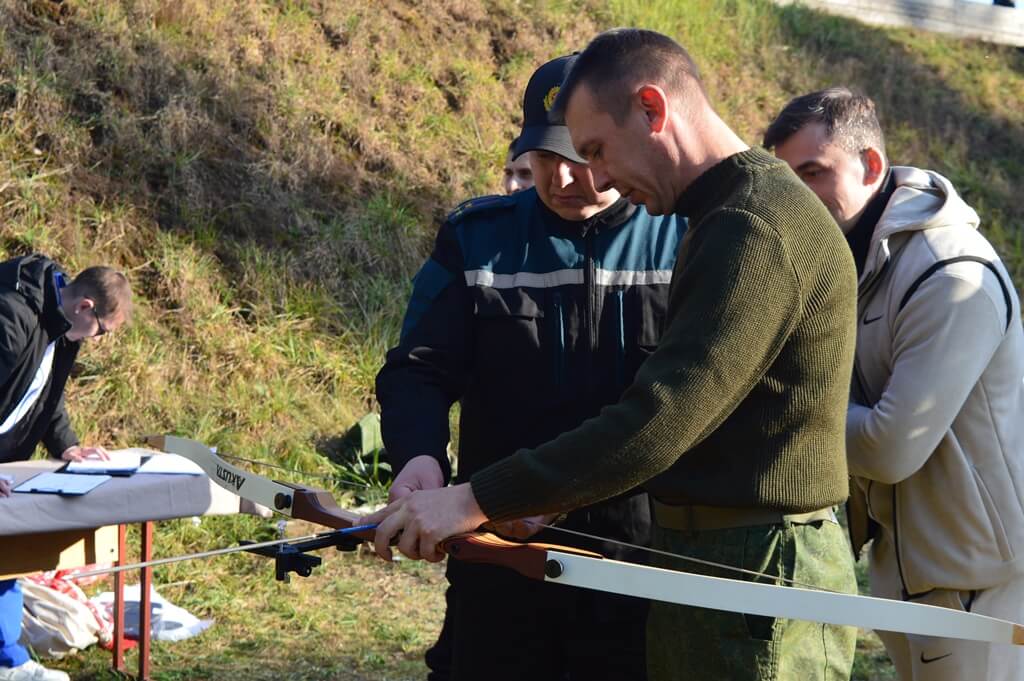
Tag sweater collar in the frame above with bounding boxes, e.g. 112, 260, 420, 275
674, 148, 781, 223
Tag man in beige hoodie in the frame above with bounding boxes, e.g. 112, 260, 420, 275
766, 87, 1024, 681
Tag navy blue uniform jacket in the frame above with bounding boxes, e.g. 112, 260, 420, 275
377, 190, 686, 557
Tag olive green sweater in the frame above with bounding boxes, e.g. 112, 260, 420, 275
471, 149, 858, 520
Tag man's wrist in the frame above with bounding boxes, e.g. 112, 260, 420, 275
459, 482, 489, 525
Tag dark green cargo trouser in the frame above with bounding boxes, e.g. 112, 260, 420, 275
646, 517, 857, 681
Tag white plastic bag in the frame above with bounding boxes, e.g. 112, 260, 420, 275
90, 585, 213, 642
19, 579, 102, 659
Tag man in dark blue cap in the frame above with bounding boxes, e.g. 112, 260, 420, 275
376, 55, 686, 681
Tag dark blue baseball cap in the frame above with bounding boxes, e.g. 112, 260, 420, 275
513, 55, 585, 164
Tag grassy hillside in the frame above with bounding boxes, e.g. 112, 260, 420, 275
0, 0, 1021, 678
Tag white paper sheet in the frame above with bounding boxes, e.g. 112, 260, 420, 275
65, 450, 141, 475
137, 453, 203, 476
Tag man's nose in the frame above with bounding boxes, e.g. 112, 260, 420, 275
591, 164, 614, 193
555, 161, 574, 188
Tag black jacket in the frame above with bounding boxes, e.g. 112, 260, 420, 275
376, 190, 686, 557
0, 254, 80, 463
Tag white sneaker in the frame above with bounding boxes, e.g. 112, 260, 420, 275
0, 661, 70, 681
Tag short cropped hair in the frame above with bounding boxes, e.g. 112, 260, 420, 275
67, 266, 132, 321
763, 87, 886, 159
552, 28, 706, 124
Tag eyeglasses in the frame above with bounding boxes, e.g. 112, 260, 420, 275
92, 307, 108, 337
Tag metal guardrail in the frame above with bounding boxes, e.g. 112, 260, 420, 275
775, 0, 1024, 47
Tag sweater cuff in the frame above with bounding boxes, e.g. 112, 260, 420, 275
470, 454, 537, 522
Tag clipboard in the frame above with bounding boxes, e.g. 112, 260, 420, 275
12, 472, 111, 496
63, 450, 141, 476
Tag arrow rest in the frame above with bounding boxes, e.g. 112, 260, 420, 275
240, 528, 365, 582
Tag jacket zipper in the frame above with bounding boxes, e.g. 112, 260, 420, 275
615, 289, 625, 387
585, 232, 598, 356
857, 256, 890, 303
892, 485, 915, 600
858, 253, 915, 599
552, 291, 566, 391
851, 359, 871, 404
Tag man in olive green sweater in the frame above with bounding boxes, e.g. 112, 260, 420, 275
369, 29, 859, 681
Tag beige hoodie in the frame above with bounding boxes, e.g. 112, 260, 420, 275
848, 166, 1024, 597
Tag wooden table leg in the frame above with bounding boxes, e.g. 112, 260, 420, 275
139, 521, 153, 680
113, 523, 127, 673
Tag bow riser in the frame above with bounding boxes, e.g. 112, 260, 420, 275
277, 482, 368, 534
440, 532, 602, 579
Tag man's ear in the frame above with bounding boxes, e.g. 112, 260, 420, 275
637, 85, 668, 134
862, 147, 886, 186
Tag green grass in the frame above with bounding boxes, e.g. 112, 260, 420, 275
1, 0, 1021, 678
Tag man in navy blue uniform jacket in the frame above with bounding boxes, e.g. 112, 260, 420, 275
376, 55, 686, 681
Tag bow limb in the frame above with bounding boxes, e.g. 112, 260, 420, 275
147, 434, 369, 535
444, 537, 1024, 647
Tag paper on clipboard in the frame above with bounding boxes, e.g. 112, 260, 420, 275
65, 450, 141, 475
13, 472, 111, 495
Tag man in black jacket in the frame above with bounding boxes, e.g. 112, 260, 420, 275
376, 55, 685, 681
0, 253, 131, 681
